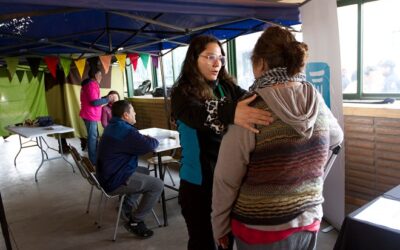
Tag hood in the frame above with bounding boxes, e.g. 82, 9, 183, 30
255, 82, 320, 138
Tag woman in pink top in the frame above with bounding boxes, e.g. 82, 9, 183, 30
79, 67, 110, 164
101, 90, 120, 128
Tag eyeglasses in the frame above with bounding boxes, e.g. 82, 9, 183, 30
199, 54, 226, 66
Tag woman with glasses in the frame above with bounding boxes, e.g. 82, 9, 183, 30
171, 35, 273, 250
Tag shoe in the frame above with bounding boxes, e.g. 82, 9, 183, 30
124, 220, 154, 238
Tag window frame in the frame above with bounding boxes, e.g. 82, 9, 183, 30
339, 0, 400, 100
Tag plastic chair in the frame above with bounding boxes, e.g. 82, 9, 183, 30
80, 156, 126, 241
80, 156, 161, 241
147, 153, 180, 186
323, 145, 342, 181
69, 145, 95, 214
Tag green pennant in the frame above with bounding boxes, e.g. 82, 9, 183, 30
26, 70, 34, 83
59, 57, 72, 77
140, 53, 150, 69
15, 71, 25, 83
37, 71, 44, 83
5, 57, 19, 77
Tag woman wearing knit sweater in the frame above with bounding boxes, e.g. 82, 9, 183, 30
211, 26, 344, 250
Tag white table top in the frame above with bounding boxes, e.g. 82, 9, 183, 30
6, 125, 74, 138
140, 128, 180, 153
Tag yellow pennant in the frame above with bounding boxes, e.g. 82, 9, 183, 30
115, 54, 127, 72
74, 58, 87, 79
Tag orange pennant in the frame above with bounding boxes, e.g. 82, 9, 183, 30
99, 55, 112, 74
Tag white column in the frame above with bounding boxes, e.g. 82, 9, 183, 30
300, 0, 345, 229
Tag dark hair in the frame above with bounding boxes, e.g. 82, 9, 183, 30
107, 90, 120, 100
252, 26, 308, 76
111, 100, 132, 118
173, 35, 236, 101
88, 66, 101, 79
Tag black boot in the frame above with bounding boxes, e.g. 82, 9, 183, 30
80, 137, 87, 151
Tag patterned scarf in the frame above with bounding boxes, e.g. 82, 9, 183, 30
249, 67, 306, 91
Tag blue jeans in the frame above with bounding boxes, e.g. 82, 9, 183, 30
83, 119, 98, 165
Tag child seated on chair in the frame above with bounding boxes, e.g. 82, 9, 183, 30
97, 100, 164, 239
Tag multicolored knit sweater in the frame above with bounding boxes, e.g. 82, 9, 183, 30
231, 96, 329, 225
211, 79, 343, 241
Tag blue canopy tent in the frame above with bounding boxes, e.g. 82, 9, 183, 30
0, 0, 307, 135
0, 0, 306, 57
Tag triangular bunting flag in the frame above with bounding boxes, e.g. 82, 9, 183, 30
74, 58, 86, 79
5, 57, 19, 78
26, 57, 41, 77
151, 55, 159, 69
140, 53, 150, 69
26, 71, 34, 83
6, 72, 14, 82
37, 71, 44, 83
59, 57, 72, 77
43, 56, 59, 79
15, 71, 25, 83
127, 53, 139, 71
115, 54, 127, 72
99, 55, 112, 74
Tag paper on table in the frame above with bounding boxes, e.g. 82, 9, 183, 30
354, 197, 400, 230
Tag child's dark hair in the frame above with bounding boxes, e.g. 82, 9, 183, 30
88, 66, 101, 79
107, 90, 120, 100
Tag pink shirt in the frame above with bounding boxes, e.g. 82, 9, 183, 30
231, 219, 320, 245
79, 80, 102, 121
101, 104, 112, 128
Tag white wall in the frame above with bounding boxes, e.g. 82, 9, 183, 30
301, 0, 345, 229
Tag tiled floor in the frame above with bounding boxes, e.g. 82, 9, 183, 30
0, 135, 338, 250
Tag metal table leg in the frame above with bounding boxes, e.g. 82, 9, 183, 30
157, 153, 168, 226
13, 135, 23, 167
34, 137, 46, 182
0, 192, 12, 250
34, 135, 75, 182
56, 135, 75, 173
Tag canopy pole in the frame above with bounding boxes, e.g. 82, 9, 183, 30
106, 13, 112, 53
159, 54, 171, 130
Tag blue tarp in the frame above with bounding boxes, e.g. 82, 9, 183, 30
0, 0, 303, 57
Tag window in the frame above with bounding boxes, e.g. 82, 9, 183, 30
157, 52, 174, 88
235, 31, 262, 90
338, 0, 400, 98
338, 4, 358, 94
363, 0, 400, 94
234, 28, 302, 91
126, 57, 153, 97
156, 43, 227, 88
172, 46, 188, 82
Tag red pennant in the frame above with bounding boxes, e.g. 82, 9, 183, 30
43, 56, 59, 79
128, 53, 140, 71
